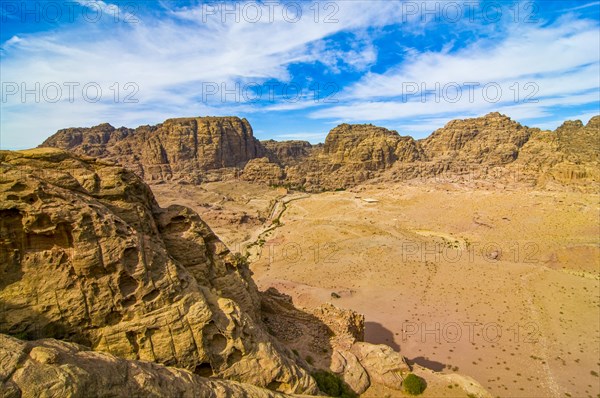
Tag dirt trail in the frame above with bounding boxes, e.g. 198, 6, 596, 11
244, 192, 310, 260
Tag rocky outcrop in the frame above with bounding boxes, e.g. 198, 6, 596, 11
279, 124, 422, 191
420, 112, 532, 165
0, 148, 316, 394
0, 334, 296, 398
41, 117, 266, 183
323, 124, 421, 168
260, 288, 416, 396
349, 343, 410, 390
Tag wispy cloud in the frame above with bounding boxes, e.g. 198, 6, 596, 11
0, 0, 414, 148
310, 16, 600, 125
0, 1, 598, 149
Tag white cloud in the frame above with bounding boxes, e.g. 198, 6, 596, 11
310, 16, 600, 123
0, 1, 410, 149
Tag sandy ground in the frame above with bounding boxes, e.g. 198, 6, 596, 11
152, 180, 600, 398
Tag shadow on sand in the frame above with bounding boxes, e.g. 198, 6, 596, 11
364, 321, 400, 351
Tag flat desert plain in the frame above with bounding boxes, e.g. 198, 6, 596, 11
153, 180, 600, 398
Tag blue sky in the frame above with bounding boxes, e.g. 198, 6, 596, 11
1, 0, 599, 149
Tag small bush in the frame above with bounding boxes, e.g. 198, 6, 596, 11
311, 371, 356, 398
403, 373, 426, 395
231, 252, 249, 267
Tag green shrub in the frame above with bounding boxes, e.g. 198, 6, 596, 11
232, 252, 249, 267
403, 373, 426, 395
311, 371, 356, 398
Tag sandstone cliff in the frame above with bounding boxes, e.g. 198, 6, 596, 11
513, 116, 600, 187
0, 148, 316, 394
41, 117, 266, 183
261, 140, 313, 166
420, 112, 532, 165
40, 113, 599, 191
281, 124, 422, 191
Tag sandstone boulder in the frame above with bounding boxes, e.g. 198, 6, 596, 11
330, 349, 370, 394
350, 342, 411, 390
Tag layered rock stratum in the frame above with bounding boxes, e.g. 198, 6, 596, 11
41, 113, 600, 192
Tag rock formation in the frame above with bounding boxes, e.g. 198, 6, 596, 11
280, 124, 421, 191
513, 116, 600, 187
261, 140, 314, 166
40, 113, 599, 192
0, 148, 316, 395
0, 334, 295, 398
420, 112, 532, 165
41, 117, 265, 183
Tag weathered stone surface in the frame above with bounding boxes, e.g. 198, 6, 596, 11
330, 349, 370, 394
420, 112, 532, 165
350, 342, 411, 390
0, 334, 298, 398
278, 125, 421, 191
514, 115, 600, 187
323, 124, 421, 167
242, 158, 284, 184
311, 303, 364, 350
0, 148, 316, 395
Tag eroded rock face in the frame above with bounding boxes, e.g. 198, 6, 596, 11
350, 342, 410, 390
420, 112, 532, 165
330, 349, 370, 394
0, 148, 316, 395
513, 116, 600, 186
0, 334, 296, 398
242, 158, 284, 184
279, 125, 422, 191
323, 124, 421, 168
41, 113, 599, 191
41, 117, 266, 183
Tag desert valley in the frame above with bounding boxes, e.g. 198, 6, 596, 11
1, 113, 598, 397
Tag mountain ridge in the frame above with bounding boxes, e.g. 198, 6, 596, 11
40, 113, 600, 191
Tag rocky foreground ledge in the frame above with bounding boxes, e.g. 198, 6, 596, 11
0, 149, 490, 397
0, 333, 297, 398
